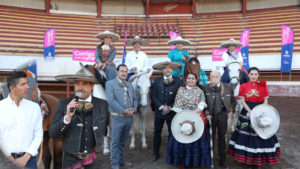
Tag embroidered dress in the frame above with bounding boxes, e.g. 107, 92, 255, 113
166, 86, 211, 167
168, 48, 190, 77
227, 81, 281, 166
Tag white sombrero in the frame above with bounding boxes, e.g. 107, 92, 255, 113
55, 63, 98, 83
171, 110, 204, 144
152, 61, 182, 70
168, 36, 191, 46
220, 38, 243, 48
126, 35, 148, 46
250, 104, 280, 140
95, 30, 120, 42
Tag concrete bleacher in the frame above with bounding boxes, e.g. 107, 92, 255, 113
0, 6, 299, 58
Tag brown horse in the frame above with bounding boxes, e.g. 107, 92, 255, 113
183, 57, 201, 84
40, 94, 62, 169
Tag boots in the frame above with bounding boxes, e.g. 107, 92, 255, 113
103, 136, 110, 155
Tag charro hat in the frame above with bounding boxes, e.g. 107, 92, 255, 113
55, 63, 97, 83
152, 61, 182, 70
127, 35, 148, 46
220, 38, 243, 48
250, 104, 280, 140
95, 30, 120, 42
168, 36, 191, 46
171, 110, 204, 144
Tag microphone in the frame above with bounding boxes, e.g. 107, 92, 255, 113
70, 92, 81, 112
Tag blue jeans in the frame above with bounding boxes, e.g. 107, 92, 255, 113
110, 115, 133, 169
25, 156, 37, 169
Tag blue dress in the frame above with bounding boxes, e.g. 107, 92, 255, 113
168, 48, 190, 77
199, 69, 208, 85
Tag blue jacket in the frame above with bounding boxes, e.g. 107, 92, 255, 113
168, 48, 190, 77
105, 78, 138, 115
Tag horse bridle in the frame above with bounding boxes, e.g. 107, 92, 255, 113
227, 62, 241, 84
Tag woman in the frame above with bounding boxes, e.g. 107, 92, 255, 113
168, 36, 191, 78
167, 73, 211, 169
227, 67, 281, 169
95, 30, 120, 80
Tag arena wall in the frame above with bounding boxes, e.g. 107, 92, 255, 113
50, 0, 96, 13
247, 0, 299, 10
0, 0, 45, 10
102, 0, 145, 15
196, 0, 241, 13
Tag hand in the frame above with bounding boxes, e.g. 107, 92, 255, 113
206, 115, 212, 121
130, 67, 137, 72
14, 153, 31, 168
162, 106, 171, 115
181, 57, 186, 61
101, 63, 107, 70
195, 108, 202, 114
128, 108, 135, 115
66, 99, 78, 120
147, 69, 151, 73
95, 62, 102, 68
247, 111, 251, 117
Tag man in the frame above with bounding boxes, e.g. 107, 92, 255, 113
202, 71, 236, 169
151, 61, 182, 162
49, 65, 109, 169
125, 35, 149, 80
105, 64, 138, 169
0, 71, 43, 169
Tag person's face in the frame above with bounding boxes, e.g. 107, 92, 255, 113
162, 65, 173, 77
10, 77, 29, 99
133, 42, 141, 51
228, 45, 236, 52
186, 74, 197, 87
175, 43, 183, 50
210, 72, 221, 86
117, 66, 128, 81
74, 80, 94, 100
103, 37, 112, 44
248, 70, 259, 82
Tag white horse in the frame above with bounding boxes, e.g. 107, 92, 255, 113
227, 61, 243, 132
129, 71, 152, 149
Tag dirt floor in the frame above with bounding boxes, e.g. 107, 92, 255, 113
0, 96, 299, 169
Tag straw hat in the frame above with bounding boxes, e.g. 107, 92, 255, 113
55, 63, 97, 83
168, 36, 191, 46
220, 38, 243, 48
95, 30, 120, 42
250, 104, 280, 140
152, 61, 182, 70
171, 110, 204, 144
126, 35, 148, 46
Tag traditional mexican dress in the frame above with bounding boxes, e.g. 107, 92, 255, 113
166, 86, 211, 167
95, 44, 117, 80
227, 80, 281, 166
168, 48, 190, 77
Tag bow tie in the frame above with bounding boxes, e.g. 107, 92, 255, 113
120, 81, 129, 88
76, 101, 94, 113
164, 78, 174, 85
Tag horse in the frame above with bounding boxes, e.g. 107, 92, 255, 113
183, 57, 200, 85
226, 61, 243, 133
128, 71, 152, 149
40, 94, 62, 169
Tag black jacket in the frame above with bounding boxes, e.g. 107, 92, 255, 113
49, 96, 108, 154
151, 76, 181, 119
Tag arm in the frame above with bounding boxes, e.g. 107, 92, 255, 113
95, 47, 101, 62
241, 98, 251, 113
105, 81, 126, 115
124, 53, 131, 70
143, 53, 149, 72
168, 50, 173, 61
106, 47, 116, 63
172, 87, 184, 113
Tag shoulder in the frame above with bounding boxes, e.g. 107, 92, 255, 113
106, 78, 117, 86
24, 99, 40, 108
257, 80, 267, 87
154, 77, 163, 82
92, 97, 108, 105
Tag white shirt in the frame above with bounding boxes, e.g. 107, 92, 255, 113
125, 50, 148, 73
222, 51, 243, 67
0, 95, 43, 157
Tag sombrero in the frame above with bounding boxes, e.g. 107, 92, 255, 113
171, 110, 204, 144
126, 35, 148, 46
152, 61, 182, 70
95, 30, 120, 42
55, 63, 97, 83
168, 36, 191, 46
220, 38, 243, 48
250, 104, 280, 140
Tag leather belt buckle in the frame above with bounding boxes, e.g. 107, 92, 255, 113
11, 152, 25, 159
74, 153, 90, 160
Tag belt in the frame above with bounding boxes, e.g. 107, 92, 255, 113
73, 153, 92, 160
11, 152, 25, 159
110, 112, 132, 117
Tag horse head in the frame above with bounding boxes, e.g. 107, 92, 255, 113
132, 70, 152, 107
184, 57, 200, 83
82, 63, 107, 86
228, 61, 241, 89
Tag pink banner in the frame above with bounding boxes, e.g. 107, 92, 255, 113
281, 25, 294, 45
72, 49, 96, 62
240, 29, 250, 47
212, 48, 227, 61
169, 31, 179, 50
44, 29, 55, 48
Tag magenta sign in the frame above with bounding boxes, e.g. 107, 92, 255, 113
169, 31, 179, 50
72, 49, 96, 62
212, 48, 227, 61
281, 25, 294, 45
44, 29, 55, 48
